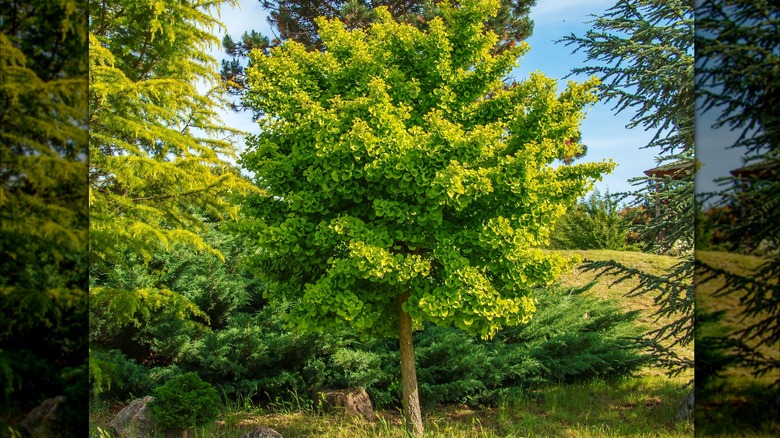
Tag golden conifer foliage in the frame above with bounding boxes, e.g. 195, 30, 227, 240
88, 0, 259, 351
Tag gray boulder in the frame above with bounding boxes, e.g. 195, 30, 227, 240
320, 388, 377, 421
241, 426, 283, 438
21, 395, 66, 438
109, 396, 157, 437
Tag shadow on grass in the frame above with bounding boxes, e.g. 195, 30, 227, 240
242, 375, 693, 438
696, 377, 780, 438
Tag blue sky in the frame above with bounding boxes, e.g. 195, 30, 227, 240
209, 0, 735, 197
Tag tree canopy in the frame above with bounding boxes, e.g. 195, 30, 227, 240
87, 0, 259, 394
221, 0, 537, 112
241, 0, 612, 340
1, 0, 89, 433
88, 0, 258, 325
255, 0, 536, 50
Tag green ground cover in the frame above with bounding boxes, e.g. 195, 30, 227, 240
89, 249, 701, 438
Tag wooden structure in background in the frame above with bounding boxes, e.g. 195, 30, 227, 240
643, 160, 694, 217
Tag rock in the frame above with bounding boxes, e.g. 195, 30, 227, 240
21, 395, 66, 437
675, 388, 694, 422
320, 388, 377, 421
109, 396, 157, 438
241, 426, 283, 438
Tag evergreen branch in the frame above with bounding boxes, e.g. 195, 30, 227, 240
129, 177, 228, 202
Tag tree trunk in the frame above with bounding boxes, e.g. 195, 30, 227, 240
398, 292, 424, 437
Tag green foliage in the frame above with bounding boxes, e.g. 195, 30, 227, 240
549, 190, 631, 250
181, 307, 327, 399
88, 0, 258, 342
329, 348, 384, 389
1, 2, 88, 433
695, 204, 739, 252
265, 0, 536, 51
89, 221, 278, 400
696, 0, 779, 157
221, 0, 537, 110
150, 372, 221, 430
239, 0, 613, 342
413, 326, 497, 409
88, 0, 268, 407
695, 0, 779, 388
89, 349, 156, 399
561, 0, 695, 379
89, 220, 257, 361
90, 273, 647, 413
365, 284, 649, 409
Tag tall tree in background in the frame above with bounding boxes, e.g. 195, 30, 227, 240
238, 0, 613, 434
221, 0, 536, 111
548, 189, 630, 251
695, 0, 778, 391
561, 0, 695, 382
1, 0, 88, 434
88, 0, 257, 384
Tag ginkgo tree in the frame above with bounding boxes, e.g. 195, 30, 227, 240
238, 0, 613, 435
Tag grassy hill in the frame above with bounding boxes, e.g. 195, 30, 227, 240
554, 250, 693, 380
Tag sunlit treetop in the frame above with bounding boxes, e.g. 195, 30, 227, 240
239, 0, 614, 340
88, 0, 259, 332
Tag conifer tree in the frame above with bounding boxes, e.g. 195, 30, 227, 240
1, 0, 89, 433
695, 0, 778, 387
548, 189, 629, 251
88, 0, 258, 375
238, 0, 613, 434
561, 0, 695, 380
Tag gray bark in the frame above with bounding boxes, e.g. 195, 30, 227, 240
398, 292, 424, 437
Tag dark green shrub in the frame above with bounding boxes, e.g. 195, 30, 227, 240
415, 326, 490, 409
365, 284, 649, 409
149, 372, 220, 431
494, 284, 650, 387
328, 348, 384, 389
181, 309, 329, 402
89, 349, 154, 400
549, 189, 631, 250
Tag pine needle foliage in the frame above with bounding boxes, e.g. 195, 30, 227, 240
560, 0, 695, 380
88, 0, 260, 337
149, 372, 221, 431
363, 283, 648, 409
694, 0, 779, 388
1, 0, 89, 432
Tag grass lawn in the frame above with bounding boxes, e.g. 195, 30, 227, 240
693, 251, 779, 438
91, 374, 692, 437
